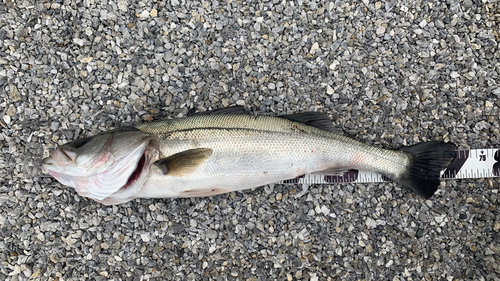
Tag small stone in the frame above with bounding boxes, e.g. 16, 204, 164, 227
376, 26, 386, 35
413, 29, 423, 35
153, 245, 164, 254
366, 244, 373, 253
206, 229, 218, 239
73, 38, 85, 46
117, 0, 127, 11
6, 104, 16, 116
10, 265, 21, 275
435, 19, 445, 29
366, 218, 377, 228
140, 233, 150, 242
425, 200, 433, 208
50, 121, 60, 132
326, 85, 334, 95
80, 57, 92, 63
139, 10, 149, 18
283, 7, 293, 16
9, 85, 21, 102
3, 115, 10, 125
434, 215, 445, 223
329, 60, 339, 70
276, 193, 282, 201
457, 89, 466, 97
471, 43, 481, 50
37, 233, 45, 241
171, 0, 180, 6
485, 248, 495, 255
320, 205, 330, 215
30, 270, 41, 278
494, 221, 500, 232
15, 27, 28, 38
450, 72, 460, 78
315, 205, 321, 214
150, 8, 157, 17
310, 42, 319, 54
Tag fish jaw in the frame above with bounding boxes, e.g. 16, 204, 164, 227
42, 147, 78, 167
43, 138, 152, 201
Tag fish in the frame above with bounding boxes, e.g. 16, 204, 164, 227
41, 106, 457, 205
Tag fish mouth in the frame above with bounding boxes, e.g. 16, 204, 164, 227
42, 147, 75, 168
99, 145, 158, 204
121, 154, 147, 190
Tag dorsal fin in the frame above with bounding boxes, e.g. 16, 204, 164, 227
279, 112, 337, 132
189, 106, 248, 116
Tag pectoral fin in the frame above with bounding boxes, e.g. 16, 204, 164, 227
154, 148, 213, 176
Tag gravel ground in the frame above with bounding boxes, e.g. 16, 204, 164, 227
1, 0, 500, 280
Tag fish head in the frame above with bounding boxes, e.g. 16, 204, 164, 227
42, 130, 154, 202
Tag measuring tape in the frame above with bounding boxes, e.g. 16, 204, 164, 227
284, 149, 500, 184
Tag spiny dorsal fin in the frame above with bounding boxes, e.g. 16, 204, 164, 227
154, 148, 213, 176
279, 112, 337, 133
190, 106, 248, 116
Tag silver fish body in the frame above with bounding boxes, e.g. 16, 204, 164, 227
42, 109, 456, 205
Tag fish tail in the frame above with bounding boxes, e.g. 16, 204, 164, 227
396, 141, 456, 199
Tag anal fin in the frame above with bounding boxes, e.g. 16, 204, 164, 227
310, 167, 354, 176
181, 187, 232, 197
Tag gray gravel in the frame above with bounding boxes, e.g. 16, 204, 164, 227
1, 0, 500, 280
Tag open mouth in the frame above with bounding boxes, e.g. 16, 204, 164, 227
122, 154, 146, 190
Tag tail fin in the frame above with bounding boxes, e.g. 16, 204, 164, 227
396, 141, 456, 199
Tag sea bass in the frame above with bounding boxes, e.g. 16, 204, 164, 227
42, 107, 456, 205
